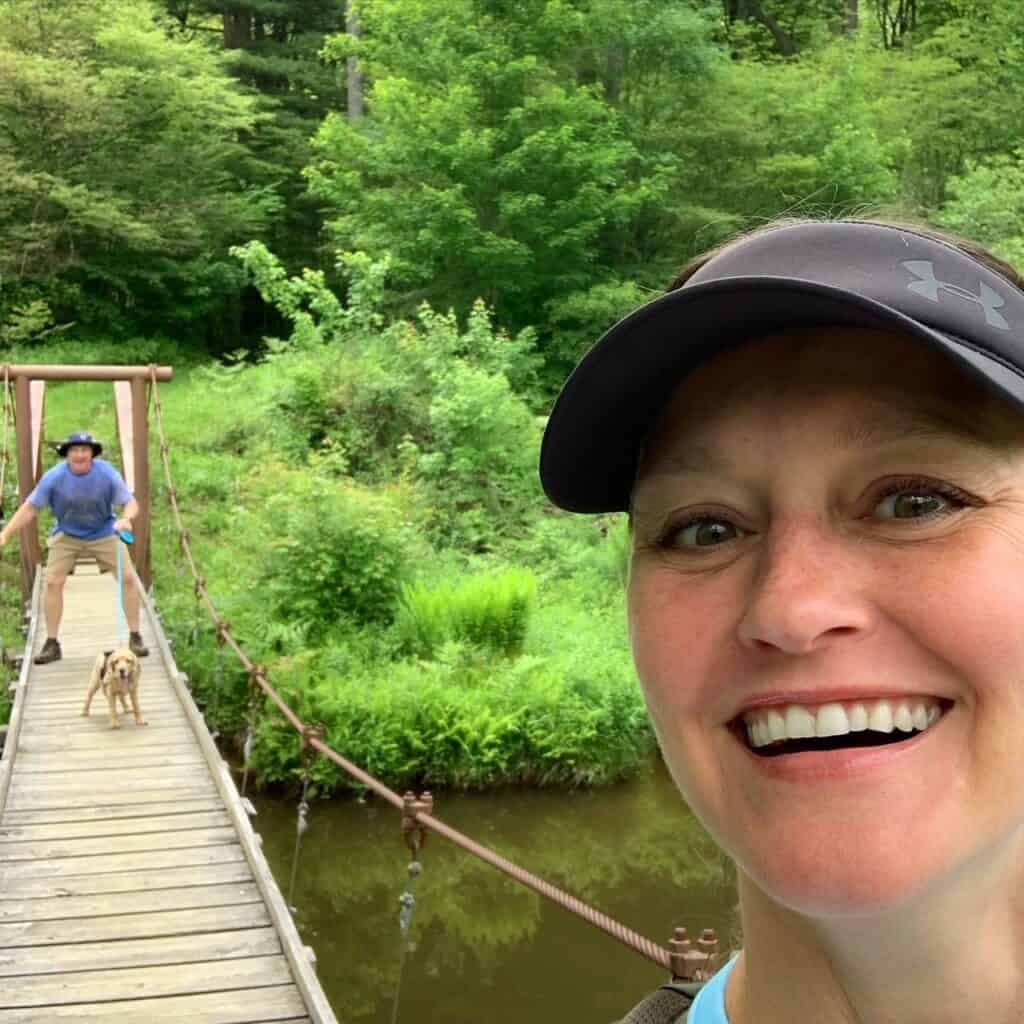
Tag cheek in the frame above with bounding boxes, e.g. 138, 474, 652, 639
627, 564, 735, 735
884, 530, 1024, 694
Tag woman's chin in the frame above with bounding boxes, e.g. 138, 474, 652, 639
739, 847, 944, 919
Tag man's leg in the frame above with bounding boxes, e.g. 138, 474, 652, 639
35, 534, 76, 664
44, 572, 66, 636
35, 574, 67, 663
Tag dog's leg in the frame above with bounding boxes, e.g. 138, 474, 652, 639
129, 686, 147, 726
82, 672, 100, 716
118, 691, 131, 713
107, 685, 120, 729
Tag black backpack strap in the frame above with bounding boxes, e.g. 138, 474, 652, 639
614, 981, 702, 1024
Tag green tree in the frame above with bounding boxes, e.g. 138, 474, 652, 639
162, 0, 349, 272
0, 0, 278, 336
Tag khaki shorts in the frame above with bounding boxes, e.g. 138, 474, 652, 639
46, 532, 134, 579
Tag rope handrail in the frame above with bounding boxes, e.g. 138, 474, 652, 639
146, 366, 675, 973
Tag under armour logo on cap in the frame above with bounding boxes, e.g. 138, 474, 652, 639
903, 260, 1010, 330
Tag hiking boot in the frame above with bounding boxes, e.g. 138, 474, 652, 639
34, 638, 62, 665
129, 632, 149, 658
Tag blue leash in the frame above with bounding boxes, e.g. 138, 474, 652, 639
116, 529, 133, 647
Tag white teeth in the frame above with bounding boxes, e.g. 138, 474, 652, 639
893, 705, 914, 732
815, 703, 848, 738
742, 697, 944, 749
849, 703, 868, 731
785, 705, 816, 739
868, 703, 894, 733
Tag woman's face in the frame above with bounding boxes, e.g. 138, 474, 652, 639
628, 327, 1024, 916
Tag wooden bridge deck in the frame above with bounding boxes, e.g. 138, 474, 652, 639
0, 565, 337, 1023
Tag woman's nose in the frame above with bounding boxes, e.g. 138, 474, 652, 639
736, 524, 875, 656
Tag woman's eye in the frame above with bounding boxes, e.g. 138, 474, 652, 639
873, 488, 953, 520
674, 518, 742, 547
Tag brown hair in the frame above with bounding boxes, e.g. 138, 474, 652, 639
666, 217, 1024, 293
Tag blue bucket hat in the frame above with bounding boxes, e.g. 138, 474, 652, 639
57, 431, 103, 457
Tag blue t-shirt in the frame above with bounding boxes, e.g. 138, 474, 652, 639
28, 459, 133, 541
687, 956, 736, 1023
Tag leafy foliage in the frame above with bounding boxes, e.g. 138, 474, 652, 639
396, 568, 537, 659
0, 0, 278, 335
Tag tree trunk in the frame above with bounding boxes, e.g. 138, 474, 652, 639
346, 6, 365, 121
223, 6, 252, 49
726, 0, 797, 56
845, 0, 858, 34
745, 0, 796, 56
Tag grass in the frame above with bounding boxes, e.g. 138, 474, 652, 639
0, 341, 653, 786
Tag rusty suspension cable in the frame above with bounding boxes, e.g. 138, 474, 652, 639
146, 366, 672, 973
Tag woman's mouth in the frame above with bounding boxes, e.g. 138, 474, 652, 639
737, 697, 950, 758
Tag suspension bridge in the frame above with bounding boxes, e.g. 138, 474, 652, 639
0, 364, 720, 1022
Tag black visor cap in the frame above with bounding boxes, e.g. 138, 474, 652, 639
540, 221, 1024, 513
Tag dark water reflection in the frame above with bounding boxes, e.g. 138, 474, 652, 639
251, 758, 737, 1023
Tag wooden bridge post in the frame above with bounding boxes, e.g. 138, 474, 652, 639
131, 375, 151, 591
13, 375, 43, 598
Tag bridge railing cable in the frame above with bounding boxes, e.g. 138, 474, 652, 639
146, 367, 677, 974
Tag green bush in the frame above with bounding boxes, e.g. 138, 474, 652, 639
249, 642, 652, 792
395, 567, 537, 659
261, 476, 414, 630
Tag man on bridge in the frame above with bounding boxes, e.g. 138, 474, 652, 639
0, 431, 149, 664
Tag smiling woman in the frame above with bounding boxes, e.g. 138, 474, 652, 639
540, 219, 1024, 1023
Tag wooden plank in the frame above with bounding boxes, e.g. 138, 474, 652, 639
0, 901, 271, 948
4, 784, 218, 811
1, 570, 337, 1024
0, 926, 281, 977
0, 861, 253, 899
28, 380, 44, 481
9, 745, 196, 762
9, 767, 209, 791
0, 571, 41, 808
138, 590, 338, 1024
16, 698, 176, 711
0, 882, 262, 925
0, 984, 307, 1023
130, 373, 152, 589
0, 797, 223, 826
0, 842, 245, 881
0, 825, 238, 861
13, 384, 42, 593
114, 380, 135, 492
13, 752, 205, 775
0, 954, 292, 1008
0, 810, 231, 843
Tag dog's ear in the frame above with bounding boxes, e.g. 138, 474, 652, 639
103, 650, 113, 658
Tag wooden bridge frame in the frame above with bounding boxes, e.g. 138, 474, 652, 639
2, 365, 173, 598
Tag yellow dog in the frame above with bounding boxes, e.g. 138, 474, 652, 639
82, 647, 146, 729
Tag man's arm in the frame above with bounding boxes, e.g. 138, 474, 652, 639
0, 499, 39, 546
114, 499, 139, 535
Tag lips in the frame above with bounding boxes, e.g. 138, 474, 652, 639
737, 697, 947, 756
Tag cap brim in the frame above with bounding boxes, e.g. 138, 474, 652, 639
540, 277, 1024, 513
58, 443, 102, 456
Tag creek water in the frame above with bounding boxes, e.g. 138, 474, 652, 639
251, 757, 737, 1023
